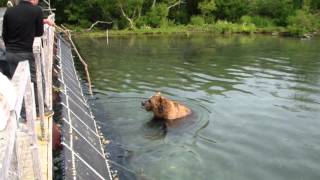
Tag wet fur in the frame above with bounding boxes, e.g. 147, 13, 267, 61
142, 92, 191, 120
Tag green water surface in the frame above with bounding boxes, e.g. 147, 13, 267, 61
75, 34, 320, 180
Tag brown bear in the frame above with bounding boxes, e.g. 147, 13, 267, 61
141, 92, 191, 120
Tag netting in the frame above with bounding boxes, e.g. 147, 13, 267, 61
56, 35, 112, 180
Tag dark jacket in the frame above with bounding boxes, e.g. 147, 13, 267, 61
2, 1, 44, 53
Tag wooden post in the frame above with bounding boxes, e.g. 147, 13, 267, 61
24, 78, 43, 180
1, 61, 29, 179
42, 26, 50, 109
107, 29, 109, 45
11, 61, 30, 179
47, 14, 55, 110
0, 112, 17, 180
33, 38, 46, 139
46, 14, 55, 180
41, 35, 50, 109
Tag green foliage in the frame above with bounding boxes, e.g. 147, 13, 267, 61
199, 0, 216, 16
254, 0, 294, 26
287, 10, 320, 36
214, 0, 250, 22
0, 0, 6, 6
310, 0, 320, 12
190, 16, 205, 26
240, 23, 257, 34
240, 16, 252, 24
169, 6, 190, 25
198, 0, 217, 23
251, 16, 275, 27
144, 3, 169, 28
214, 20, 238, 33
43, 0, 320, 36
214, 20, 256, 34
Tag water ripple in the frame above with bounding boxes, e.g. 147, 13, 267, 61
78, 35, 320, 180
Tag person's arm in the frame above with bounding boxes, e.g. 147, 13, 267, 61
43, 18, 55, 26
35, 7, 44, 37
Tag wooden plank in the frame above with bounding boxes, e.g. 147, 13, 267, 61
0, 73, 15, 130
16, 126, 35, 179
11, 62, 29, 117
0, 113, 17, 180
1, 61, 29, 179
40, 37, 50, 109
33, 38, 46, 139
11, 62, 31, 180
46, 19, 55, 179
24, 79, 43, 180
47, 21, 55, 110
47, 115, 53, 180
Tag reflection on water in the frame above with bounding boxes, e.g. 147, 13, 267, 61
76, 35, 320, 180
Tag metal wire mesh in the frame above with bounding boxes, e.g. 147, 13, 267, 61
57, 35, 112, 180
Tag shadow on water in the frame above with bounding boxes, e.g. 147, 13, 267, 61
142, 118, 167, 140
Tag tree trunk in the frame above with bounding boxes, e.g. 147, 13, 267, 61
152, 0, 156, 8
118, 2, 135, 29
168, 0, 184, 10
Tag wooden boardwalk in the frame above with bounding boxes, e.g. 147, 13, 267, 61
1, 5, 112, 179
0, 11, 55, 180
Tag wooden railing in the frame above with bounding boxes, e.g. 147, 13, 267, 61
0, 14, 55, 180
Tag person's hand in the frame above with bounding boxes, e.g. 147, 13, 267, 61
43, 18, 55, 26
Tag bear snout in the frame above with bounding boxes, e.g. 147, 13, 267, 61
141, 100, 152, 111
141, 101, 146, 107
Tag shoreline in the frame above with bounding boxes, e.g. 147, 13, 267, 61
71, 25, 319, 39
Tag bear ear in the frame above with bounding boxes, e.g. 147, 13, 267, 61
158, 104, 164, 114
158, 97, 164, 114
156, 92, 161, 96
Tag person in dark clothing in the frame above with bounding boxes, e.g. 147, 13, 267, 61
2, 0, 54, 117
2, 0, 44, 79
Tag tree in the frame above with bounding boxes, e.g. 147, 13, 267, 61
214, 0, 250, 22
199, 0, 216, 17
254, 0, 294, 26
117, 0, 144, 29
144, 3, 169, 27
198, 0, 216, 23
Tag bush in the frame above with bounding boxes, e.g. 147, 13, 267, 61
255, 0, 294, 26
251, 16, 275, 27
287, 10, 320, 36
145, 3, 169, 28
240, 23, 257, 34
213, 20, 256, 34
0, 0, 6, 6
214, 20, 238, 34
135, 17, 147, 28
240, 15, 252, 24
190, 16, 205, 26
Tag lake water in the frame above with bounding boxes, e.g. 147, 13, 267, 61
75, 34, 320, 180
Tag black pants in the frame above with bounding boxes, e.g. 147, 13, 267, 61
6, 52, 38, 118
0, 48, 10, 76
0, 60, 10, 77
6, 52, 36, 83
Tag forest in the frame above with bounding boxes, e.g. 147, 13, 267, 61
1, 0, 320, 36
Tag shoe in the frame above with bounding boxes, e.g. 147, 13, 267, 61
45, 110, 54, 117
36, 110, 54, 120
